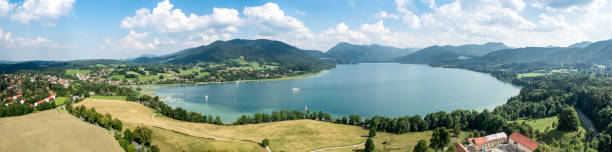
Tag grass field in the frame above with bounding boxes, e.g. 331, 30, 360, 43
510, 116, 558, 132
0, 110, 122, 152
65, 69, 92, 75
89, 95, 126, 101
54, 96, 67, 105
76, 98, 472, 152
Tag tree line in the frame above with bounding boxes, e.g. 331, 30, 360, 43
65, 100, 159, 152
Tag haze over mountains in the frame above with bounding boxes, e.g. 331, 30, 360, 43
326, 42, 418, 63
3, 38, 612, 74
395, 42, 509, 64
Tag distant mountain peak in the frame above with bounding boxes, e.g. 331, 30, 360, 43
327, 42, 417, 63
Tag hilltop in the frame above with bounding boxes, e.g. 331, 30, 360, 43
327, 42, 417, 63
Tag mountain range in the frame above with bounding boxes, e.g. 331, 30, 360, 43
395, 42, 509, 64
3, 38, 612, 74
326, 42, 417, 63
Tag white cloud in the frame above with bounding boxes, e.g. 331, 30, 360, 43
361, 20, 390, 34
0, 27, 71, 49
10, 0, 75, 23
243, 3, 312, 38
374, 11, 399, 19
120, 0, 241, 33
0, 0, 14, 16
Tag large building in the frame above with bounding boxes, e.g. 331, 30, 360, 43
468, 132, 508, 151
508, 132, 540, 152
454, 142, 469, 152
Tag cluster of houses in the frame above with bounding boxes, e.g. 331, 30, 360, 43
455, 132, 541, 152
1, 74, 62, 107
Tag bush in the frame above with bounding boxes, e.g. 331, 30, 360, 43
151, 145, 160, 152
261, 138, 270, 147
133, 126, 153, 145
365, 138, 375, 152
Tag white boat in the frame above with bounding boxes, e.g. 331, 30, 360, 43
292, 88, 300, 91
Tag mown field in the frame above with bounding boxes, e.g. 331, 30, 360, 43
76, 98, 465, 152
510, 116, 558, 132
0, 110, 123, 152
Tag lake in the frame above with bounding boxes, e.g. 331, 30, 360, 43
152, 63, 520, 122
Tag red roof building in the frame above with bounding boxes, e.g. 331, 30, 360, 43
508, 132, 539, 152
454, 142, 469, 152
468, 132, 508, 151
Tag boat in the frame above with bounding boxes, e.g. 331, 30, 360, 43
292, 88, 300, 91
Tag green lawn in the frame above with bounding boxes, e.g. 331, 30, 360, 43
510, 116, 558, 132
66, 69, 92, 75
54, 97, 67, 105
108, 74, 125, 80
89, 95, 126, 101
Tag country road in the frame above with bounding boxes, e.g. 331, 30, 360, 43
574, 107, 598, 137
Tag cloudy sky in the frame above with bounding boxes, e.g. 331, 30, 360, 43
1, 0, 611, 61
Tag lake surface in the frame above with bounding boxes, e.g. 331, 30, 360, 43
152, 63, 520, 122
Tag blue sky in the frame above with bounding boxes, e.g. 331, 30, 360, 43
1, 0, 612, 61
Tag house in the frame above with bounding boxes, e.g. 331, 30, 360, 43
454, 142, 469, 152
468, 132, 508, 151
508, 132, 540, 152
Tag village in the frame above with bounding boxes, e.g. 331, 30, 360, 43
455, 132, 541, 152
0, 74, 68, 109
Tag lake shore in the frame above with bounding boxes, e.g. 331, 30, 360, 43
136, 70, 328, 96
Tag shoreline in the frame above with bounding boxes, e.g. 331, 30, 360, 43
136, 69, 329, 96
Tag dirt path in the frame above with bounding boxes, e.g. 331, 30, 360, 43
309, 141, 365, 152
152, 114, 272, 152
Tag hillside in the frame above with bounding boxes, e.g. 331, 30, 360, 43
0, 110, 123, 152
167, 39, 331, 66
303, 50, 348, 64
327, 42, 416, 63
396, 42, 508, 64
465, 39, 612, 66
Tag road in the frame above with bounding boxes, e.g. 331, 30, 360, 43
574, 107, 598, 137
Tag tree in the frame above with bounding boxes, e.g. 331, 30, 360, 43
483, 115, 506, 134
365, 138, 375, 152
535, 143, 552, 152
599, 134, 612, 152
124, 129, 134, 142
133, 126, 153, 145
261, 138, 270, 147
430, 127, 450, 152
446, 144, 456, 152
126, 144, 138, 152
111, 118, 123, 130
369, 128, 377, 137
413, 140, 429, 152
558, 107, 580, 131
150, 145, 160, 152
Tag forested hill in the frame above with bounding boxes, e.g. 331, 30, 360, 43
326, 42, 417, 63
132, 39, 335, 70
395, 42, 509, 64
463, 39, 612, 66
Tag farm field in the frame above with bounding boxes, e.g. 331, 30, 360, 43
75, 98, 476, 152
0, 110, 122, 152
